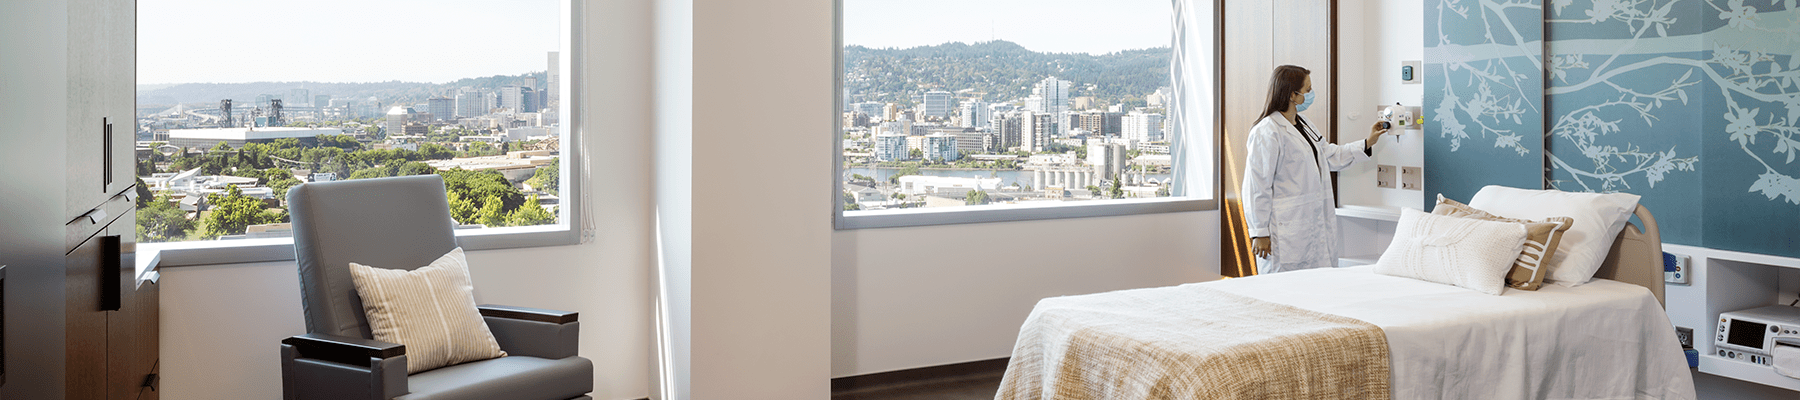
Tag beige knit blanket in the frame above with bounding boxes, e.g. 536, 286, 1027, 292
995, 284, 1390, 400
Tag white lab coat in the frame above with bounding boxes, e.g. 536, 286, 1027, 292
1242, 114, 1370, 274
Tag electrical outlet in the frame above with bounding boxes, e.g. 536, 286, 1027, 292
1676, 327, 1694, 349
1376, 165, 1397, 189
1400, 166, 1423, 191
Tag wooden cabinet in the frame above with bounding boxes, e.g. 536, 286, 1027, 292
1, 0, 148, 398
56, 0, 155, 398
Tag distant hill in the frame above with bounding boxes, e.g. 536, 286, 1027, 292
844, 40, 1170, 108
135, 72, 548, 110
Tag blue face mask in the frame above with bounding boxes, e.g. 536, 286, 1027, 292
1295, 91, 1315, 112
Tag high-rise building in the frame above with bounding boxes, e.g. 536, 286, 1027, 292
882, 103, 902, 122
385, 106, 413, 136
427, 97, 454, 122
256, 94, 276, 109
920, 90, 952, 120
932, 127, 983, 155
1023, 112, 1055, 152
289, 89, 311, 107
992, 111, 1024, 151
547, 51, 560, 110
874, 134, 909, 162
500, 86, 538, 112
1078, 111, 1123, 137
957, 99, 990, 128
455, 88, 485, 118
1030, 76, 1071, 116
1123, 111, 1166, 142
923, 134, 959, 161
314, 95, 331, 109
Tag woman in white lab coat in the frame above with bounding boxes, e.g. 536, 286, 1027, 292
1243, 65, 1388, 274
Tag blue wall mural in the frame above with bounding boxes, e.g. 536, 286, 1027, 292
1424, 0, 1548, 206
1427, 0, 1800, 258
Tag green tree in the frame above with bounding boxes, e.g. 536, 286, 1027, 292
446, 190, 479, 224
133, 177, 154, 207
1086, 185, 1101, 194
965, 190, 990, 205
475, 196, 508, 227
1156, 185, 1171, 197
417, 143, 454, 160
317, 134, 363, 151
1109, 178, 1125, 199
135, 194, 193, 242
505, 196, 557, 226
525, 158, 560, 195
397, 161, 437, 176
200, 185, 267, 239
348, 165, 396, 180
909, 148, 923, 159
889, 164, 921, 184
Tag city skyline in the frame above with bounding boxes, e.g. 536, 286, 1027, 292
844, 0, 1170, 55
138, 0, 560, 85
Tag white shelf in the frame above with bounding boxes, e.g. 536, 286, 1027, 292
1700, 354, 1800, 391
1336, 205, 1403, 221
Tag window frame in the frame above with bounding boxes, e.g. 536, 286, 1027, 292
140, 0, 587, 267
831, 0, 1222, 230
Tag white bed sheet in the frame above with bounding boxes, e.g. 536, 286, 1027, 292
1201, 266, 1696, 400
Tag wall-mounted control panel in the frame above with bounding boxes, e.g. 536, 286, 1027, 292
1400, 166, 1423, 191
1664, 252, 1691, 285
1401, 60, 1422, 84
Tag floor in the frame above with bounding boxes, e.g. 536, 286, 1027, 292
833, 362, 1800, 400
831, 367, 1004, 400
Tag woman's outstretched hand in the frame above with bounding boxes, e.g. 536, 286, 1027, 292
1367, 121, 1390, 147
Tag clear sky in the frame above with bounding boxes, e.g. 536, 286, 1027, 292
138, 0, 560, 85
843, 0, 1170, 54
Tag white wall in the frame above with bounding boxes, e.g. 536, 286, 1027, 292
156, 1, 657, 398
831, 211, 1221, 377
682, 0, 835, 397
1335, 1, 1427, 211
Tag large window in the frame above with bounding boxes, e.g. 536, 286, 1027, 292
836, 0, 1216, 229
136, 0, 581, 264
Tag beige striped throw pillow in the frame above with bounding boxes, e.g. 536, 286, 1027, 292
1432, 195, 1573, 291
348, 247, 506, 373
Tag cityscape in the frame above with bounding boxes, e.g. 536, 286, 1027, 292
839, 41, 1176, 211
132, 52, 564, 243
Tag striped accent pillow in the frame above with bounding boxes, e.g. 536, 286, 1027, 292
348, 248, 507, 373
1432, 195, 1573, 291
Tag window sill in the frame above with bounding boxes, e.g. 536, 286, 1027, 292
140, 224, 578, 267
837, 197, 1216, 230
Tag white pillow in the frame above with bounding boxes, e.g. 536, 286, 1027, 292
349, 248, 507, 373
1374, 208, 1527, 295
1466, 185, 1640, 286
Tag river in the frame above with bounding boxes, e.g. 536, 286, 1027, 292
843, 166, 1170, 189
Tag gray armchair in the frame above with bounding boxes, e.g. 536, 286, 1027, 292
280, 175, 593, 400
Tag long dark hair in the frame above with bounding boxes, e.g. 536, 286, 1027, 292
1258, 65, 1310, 121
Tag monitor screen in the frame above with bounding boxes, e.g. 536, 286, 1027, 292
1728, 319, 1768, 349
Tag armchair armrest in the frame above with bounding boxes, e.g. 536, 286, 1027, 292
479, 305, 580, 359
281, 333, 408, 400
478, 304, 578, 324
283, 333, 405, 367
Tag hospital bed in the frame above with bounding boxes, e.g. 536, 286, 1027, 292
996, 205, 1695, 400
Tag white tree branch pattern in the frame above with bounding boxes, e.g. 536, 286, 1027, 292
1545, 0, 1799, 201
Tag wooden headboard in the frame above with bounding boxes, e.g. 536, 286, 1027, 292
1590, 205, 1665, 307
